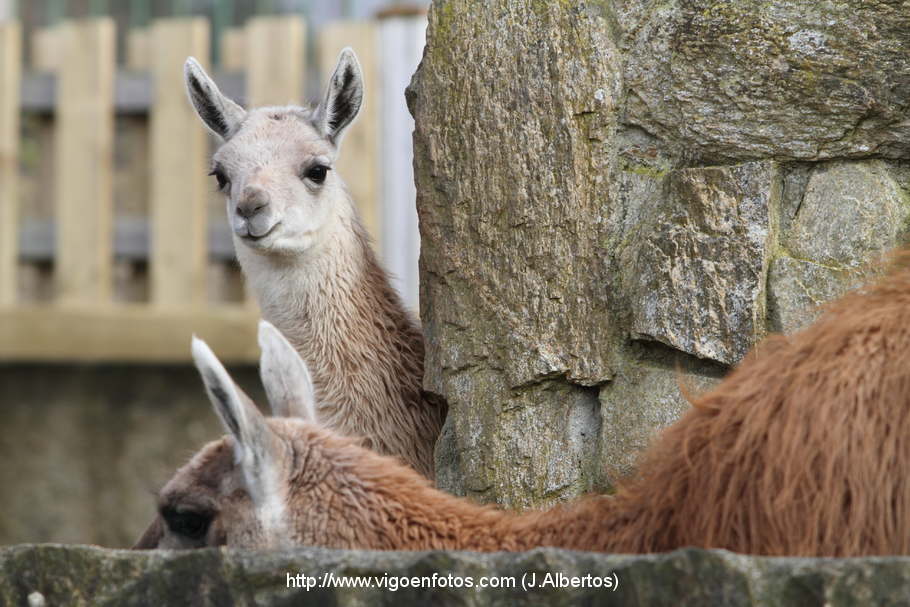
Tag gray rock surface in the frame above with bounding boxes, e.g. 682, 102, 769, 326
767, 256, 866, 335
4, 544, 910, 607
624, 162, 779, 364
410, 0, 910, 506
784, 161, 910, 268
598, 343, 723, 483
622, 0, 910, 162
410, 0, 622, 507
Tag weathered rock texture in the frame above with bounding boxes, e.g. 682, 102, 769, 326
410, 0, 910, 506
5, 544, 910, 606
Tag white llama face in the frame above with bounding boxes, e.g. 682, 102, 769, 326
211, 110, 343, 256
183, 50, 363, 257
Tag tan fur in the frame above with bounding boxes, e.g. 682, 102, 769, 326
239, 215, 444, 479
184, 52, 445, 478
139, 257, 910, 556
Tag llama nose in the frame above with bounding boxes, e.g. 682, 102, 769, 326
236, 186, 270, 219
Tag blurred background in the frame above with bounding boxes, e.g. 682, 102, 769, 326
0, 0, 428, 547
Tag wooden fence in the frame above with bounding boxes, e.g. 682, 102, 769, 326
0, 12, 425, 363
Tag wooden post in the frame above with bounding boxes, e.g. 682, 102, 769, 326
239, 15, 304, 306
30, 25, 62, 71
245, 15, 305, 107
0, 1, 13, 21
54, 18, 115, 306
126, 27, 150, 70
219, 27, 245, 70
378, 13, 426, 311
150, 18, 210, 307
0, 21, 20, 306
318, 21, 381, 250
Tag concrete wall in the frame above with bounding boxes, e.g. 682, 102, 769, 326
0, 364, 264, 548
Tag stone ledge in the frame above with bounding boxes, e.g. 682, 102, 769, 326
2, 544, 909, 606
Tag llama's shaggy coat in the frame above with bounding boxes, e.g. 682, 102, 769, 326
139, 262, 910, 556
239, 214, 445, 479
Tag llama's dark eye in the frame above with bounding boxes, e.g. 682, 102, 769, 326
162, 507, 212, 540
208, 166, 230, 192
303, 164, 329, 184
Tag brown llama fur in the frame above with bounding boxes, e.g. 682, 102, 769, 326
182, 52, 446, 478
139, 261, 910, 556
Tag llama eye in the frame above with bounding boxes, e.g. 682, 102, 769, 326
162, 507, 212, 540
303, 164, 329, 184
208, 167, 230, 192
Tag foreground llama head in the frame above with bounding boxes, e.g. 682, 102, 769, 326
183, 50, 363, 257
134, 322, 322, 549
133, 320, 439, 550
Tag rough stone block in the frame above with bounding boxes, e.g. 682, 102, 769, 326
623, 0, 910, 161
784, 160, 910, 269
625, 162, 780, 365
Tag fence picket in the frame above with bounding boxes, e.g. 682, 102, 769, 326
378, 14, 426, 311
54, 18, 115, 305
30, 25, 61, 71
126, 27, 150, 70
318, 21, 381, 251
246, 15, 305, 107
220, 27, 245, 70
0, 21, 20, 305
150, 18, 211, 307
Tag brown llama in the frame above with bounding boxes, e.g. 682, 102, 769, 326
136, 263, 910, 555
181, 50, 444, 478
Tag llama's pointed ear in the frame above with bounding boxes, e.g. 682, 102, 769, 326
313, 48, 363, 143
191, 336, 281, 481
258, 320, 318, 422
184, 57, 246, 139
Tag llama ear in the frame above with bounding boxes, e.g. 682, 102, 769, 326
184, 57, 246, 139
313, 48, 363, 143
191, 336, 283, 494
132, 516, 164, 550
258, 320, 318, 422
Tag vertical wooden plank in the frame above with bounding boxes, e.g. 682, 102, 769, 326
126, 27, 150, 70
31, 25, 62, 71
241, 15, 303, 307
54, 18, 115, 305
219, 27, 245, 70
245, 15, 304, 107
317, 21, 381, 250
150, 18, 210, 306
0, 21, 20, 306
378, 14, 426, 311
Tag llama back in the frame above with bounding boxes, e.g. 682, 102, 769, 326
604, 264, 910, 556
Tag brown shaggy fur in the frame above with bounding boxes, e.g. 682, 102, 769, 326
348, 259, 910, 556
140, 258, 910, 556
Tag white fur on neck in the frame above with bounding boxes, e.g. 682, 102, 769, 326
235, 195, 366, 355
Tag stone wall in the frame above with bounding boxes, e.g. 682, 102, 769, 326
0, 365, 263, 547
409, 0, 910, 507
4, 544, 910, 606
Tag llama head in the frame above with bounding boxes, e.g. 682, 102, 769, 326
183, 50, 363, 258
133, 320, 409, 550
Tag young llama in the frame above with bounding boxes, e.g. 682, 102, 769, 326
181, 50, 444, 477
137, 258, 910, 556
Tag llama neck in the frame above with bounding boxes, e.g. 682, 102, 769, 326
336, 467, 638, 552
235, 210, 438, 476
453, 495, 627, 552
